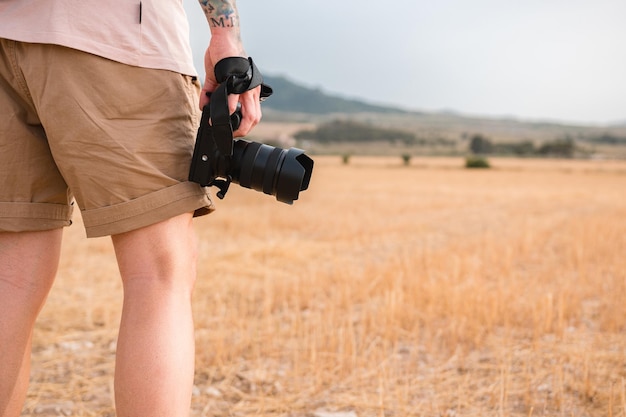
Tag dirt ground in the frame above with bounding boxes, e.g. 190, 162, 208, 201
21, 156, 626, 416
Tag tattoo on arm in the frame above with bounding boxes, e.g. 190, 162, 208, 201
198, 0, 240, 28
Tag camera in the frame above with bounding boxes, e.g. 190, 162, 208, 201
189, 107, 313, 205
188, 56, 313, 204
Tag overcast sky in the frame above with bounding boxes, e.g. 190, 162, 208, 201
183, 0, 626, 125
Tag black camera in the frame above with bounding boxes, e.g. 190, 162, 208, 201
189, 108, 313, 204
188, 57, 313, 204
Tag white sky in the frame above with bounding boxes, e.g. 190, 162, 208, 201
183, 0, 626, 125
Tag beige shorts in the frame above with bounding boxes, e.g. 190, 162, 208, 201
0, 40, 214, 237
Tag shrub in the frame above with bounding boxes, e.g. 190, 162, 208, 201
465, 156, 491, 169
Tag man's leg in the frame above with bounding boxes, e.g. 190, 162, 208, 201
0, 229, 63, 417
111, 213, 198, 417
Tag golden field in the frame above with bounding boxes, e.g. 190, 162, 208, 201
25, 156, 626, 417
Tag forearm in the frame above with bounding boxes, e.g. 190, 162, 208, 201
197, 0, 254, 117
198, 0, 244, 54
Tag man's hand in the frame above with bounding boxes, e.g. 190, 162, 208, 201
197, 0, 261, 137
199, 46, 261, 137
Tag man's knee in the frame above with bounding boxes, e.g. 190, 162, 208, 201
0, 229, 63, 306
111, 213, 198, 290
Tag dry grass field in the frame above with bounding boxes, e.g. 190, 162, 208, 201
24, 156, 626, 417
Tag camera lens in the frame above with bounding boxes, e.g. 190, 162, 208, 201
231, 140, 313, 204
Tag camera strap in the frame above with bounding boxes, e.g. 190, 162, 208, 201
189, 57, 272, 197
208, 57, 273, 156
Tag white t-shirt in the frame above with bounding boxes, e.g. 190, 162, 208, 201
0, 0, 197, 76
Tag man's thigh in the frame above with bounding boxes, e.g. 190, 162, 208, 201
0, 41, 214, 237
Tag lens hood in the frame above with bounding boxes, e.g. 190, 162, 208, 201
274, 148, 313, 204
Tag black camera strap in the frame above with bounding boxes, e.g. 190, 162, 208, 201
209, 57, 272, 155
189, 57, 272, 197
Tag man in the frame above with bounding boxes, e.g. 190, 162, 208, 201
0, 1, 261, 416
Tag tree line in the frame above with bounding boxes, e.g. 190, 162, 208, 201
468, 134, 576, 158
294, 120, 416, 144
292, 119, 622, 159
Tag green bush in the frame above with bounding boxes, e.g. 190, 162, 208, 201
401, 153, 412, 166
465, 156, 491, 168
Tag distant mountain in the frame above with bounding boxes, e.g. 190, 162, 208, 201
261, 75, 406, 115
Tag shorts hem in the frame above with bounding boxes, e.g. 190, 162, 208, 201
82, 182, 215, 238
0, 202, 73, 232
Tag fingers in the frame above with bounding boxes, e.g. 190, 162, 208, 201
231, 86, 261, 137
199, 81, 262, 137
199, 87, 211, 110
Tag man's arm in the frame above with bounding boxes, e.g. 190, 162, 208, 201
198, 0, 261, 136
198, 0, 243, 53
199, 0, 240, 30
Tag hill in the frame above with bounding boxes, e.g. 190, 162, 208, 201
257, 74, 626, 158
262, 75, 405, 114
